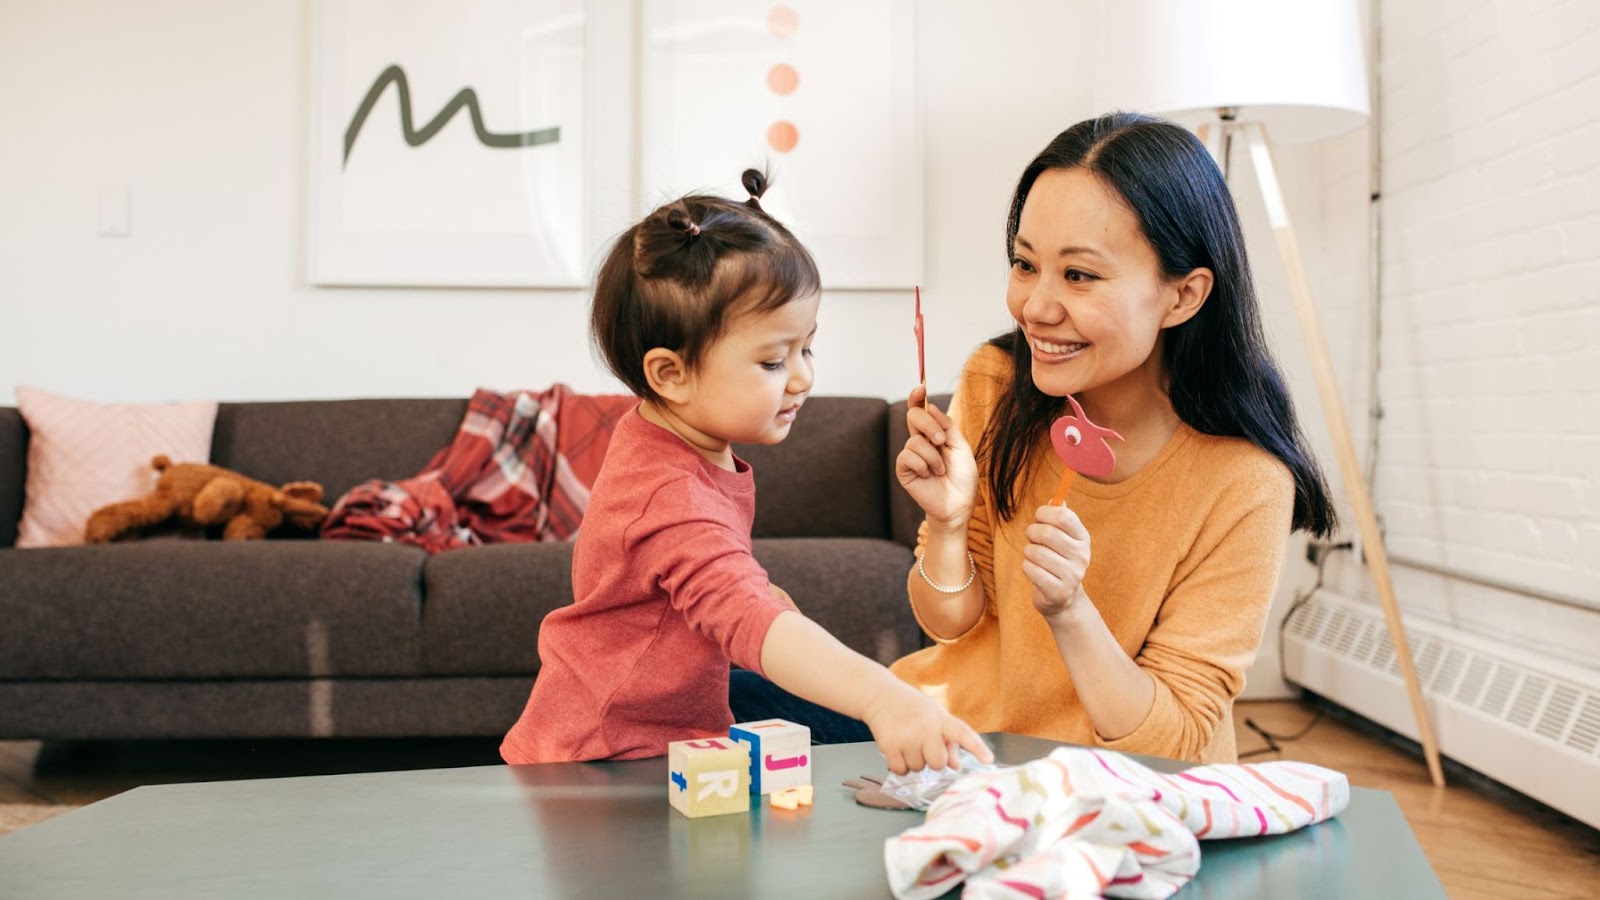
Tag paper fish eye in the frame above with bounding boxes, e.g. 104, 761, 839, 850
1064, 425, 1082, 445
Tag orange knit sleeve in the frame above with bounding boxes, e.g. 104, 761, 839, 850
909, 346, 1006, 644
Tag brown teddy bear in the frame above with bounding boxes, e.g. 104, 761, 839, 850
84, 455, 329, 543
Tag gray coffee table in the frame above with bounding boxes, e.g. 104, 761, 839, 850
0, 733, 1442, 898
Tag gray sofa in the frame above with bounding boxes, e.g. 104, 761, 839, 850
0, 396, 935, 740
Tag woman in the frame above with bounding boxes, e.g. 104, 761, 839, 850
890, 111, 1336, 763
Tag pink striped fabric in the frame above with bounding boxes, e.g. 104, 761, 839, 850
13, 386, 217, 548
885, 747, 1349, 900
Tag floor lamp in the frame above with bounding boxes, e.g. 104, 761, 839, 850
1094, 0, 1446, 788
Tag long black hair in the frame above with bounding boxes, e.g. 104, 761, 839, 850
980, 111, 1337, 537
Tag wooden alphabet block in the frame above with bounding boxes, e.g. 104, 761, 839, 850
729, 718, 811, 795
667, 738, 751, 818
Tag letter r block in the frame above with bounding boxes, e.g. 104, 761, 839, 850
668, 738, 751, 818
729, 718, 812, 795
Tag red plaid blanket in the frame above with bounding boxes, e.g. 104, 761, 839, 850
321, 386, 634, 553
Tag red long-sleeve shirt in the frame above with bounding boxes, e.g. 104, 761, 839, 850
500, 407, 794, 764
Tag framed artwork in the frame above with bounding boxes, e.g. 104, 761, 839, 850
640, 1, 922, 290
309, 0, 589, 287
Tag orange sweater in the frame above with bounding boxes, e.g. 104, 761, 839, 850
890, 345, 1294, 763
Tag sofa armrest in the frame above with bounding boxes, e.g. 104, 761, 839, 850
885, 394, 952, 550
0, 407, 26, 548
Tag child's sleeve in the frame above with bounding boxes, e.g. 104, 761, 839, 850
1092, 469, 1295, 761
627, 477, 795, 677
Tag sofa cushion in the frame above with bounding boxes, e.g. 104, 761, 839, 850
0, 541, 426, 679
420, 542, 575, 675
419, 537, 919, 675
210, 399, 468, 504
735, 397, 890, 540
752, 538, 919, 666
12, 386, 218, 548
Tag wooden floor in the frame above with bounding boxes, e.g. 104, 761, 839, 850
3, 699, 1598, 897
1235, 700, 1600, 899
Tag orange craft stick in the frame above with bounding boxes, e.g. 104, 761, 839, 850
1049, 469, 1078, 506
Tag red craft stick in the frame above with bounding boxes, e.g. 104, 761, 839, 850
913, 286, 927, 407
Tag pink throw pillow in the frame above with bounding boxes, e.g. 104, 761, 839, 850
13, 386, 218, 548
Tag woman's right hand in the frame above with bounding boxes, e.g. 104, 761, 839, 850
895, 386, 978, 531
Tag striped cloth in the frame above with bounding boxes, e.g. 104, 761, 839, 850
885, 747, 1349, 900
321, 386, 633, 553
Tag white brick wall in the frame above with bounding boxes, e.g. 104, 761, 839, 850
1359, 0, 1600, 667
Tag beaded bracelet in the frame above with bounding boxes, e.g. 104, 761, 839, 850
917, 551, 977, 594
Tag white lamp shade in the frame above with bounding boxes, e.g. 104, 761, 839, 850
1093, 0, 1370, 144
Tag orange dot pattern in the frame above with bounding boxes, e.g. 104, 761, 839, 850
767, 63, 798, 96
767, 121, 799, 153
767, 6, 798, 38
766, 7, 798, 153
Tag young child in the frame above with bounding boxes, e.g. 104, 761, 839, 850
892, 113, 1339, 764
500, 170, 991, 775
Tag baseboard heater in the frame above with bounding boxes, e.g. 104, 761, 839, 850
1283, 590, 1600, 829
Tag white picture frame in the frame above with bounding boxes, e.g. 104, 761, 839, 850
639, 1, 923, 290
309, 0, 590, 288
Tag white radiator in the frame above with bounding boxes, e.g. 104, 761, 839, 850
1282, 590, 1600, 829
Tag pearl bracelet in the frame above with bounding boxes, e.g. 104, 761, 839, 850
917, 551, 977, 594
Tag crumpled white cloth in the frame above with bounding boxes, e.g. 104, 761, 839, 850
879, 748, 1001, 810
885, 747, 1349, 900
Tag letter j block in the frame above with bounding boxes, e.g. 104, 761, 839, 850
667, 738, 751, 818
729, 718, 811, 795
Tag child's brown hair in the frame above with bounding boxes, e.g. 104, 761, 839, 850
591, 169, 820, 402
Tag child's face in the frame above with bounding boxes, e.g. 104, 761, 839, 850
681, 291, 819, 447
1005, 167, 1186, 400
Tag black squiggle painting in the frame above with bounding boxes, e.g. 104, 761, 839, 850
343, 64, 560, 167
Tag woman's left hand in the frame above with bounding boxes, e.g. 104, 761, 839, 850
1022, 504, 1091, 622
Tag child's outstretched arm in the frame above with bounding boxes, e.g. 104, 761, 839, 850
758, 610, 993, 774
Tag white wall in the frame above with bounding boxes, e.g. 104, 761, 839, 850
1318, 0, 1600, 672
0, 0, 1088, 404
0, 0, 1355, 688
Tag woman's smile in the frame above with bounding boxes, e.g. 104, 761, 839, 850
1030, 335, 1091, 363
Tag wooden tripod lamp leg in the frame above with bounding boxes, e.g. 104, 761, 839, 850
1242, 122, 1447, 789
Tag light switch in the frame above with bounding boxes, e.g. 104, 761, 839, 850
98, 186, 131, 237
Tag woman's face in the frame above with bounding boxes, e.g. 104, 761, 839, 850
1006, 167, 1197, 400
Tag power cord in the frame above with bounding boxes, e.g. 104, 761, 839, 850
1239, 539, 1352, 760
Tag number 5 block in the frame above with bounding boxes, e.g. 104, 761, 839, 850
667, 738, 751, 818
729, 719, 811, 795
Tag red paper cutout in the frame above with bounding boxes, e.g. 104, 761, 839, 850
913, 286, 926, 386
1049, 395, 1123, 479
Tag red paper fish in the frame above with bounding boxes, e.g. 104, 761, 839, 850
1048, 395, 1123, 503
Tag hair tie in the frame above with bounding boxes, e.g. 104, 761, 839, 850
687, 222, 701, 237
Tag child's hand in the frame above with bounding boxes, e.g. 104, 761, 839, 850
1023, 503, 1091, 622
861, 680, 993, 775
895, 386, 978, 532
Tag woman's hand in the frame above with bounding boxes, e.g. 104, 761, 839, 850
1022, 503, 1092, 622
860, 679, 993, 775
895, 386, 978, 532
